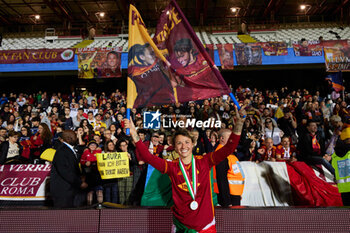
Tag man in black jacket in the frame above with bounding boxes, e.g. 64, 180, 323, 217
50, 130, 87, 207
297, 120, 335, 175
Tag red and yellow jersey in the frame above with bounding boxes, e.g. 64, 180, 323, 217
136, 133, 241, 231
174, 54, 224, 103
128, 61, 175, 108
276, 145, 297, 160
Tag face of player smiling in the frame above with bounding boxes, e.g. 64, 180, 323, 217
141, 48, 155, 65
175, 50, 191, 67
174, 135, 194, 162
223, 51, 231, 60
107, 53, 118, 69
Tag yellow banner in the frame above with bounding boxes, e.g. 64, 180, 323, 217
96, 152, 130, 179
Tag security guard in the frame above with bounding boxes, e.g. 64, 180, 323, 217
332, 127, 350, 206
213, 129, 245, 206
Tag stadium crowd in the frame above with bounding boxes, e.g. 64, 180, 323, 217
0, 83, 349, 206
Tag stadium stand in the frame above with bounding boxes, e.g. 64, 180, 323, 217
1, 25, 349, 51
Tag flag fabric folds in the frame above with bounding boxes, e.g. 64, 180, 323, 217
141, 165, 173, 207
127, 5, 176, 109
153, 0, 231, 103
325, 72, 344, 92
141, 161, 342, 207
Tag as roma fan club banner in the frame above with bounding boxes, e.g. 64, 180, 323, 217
153, 0, 231, 103
216, 44, 234, 70
0, 48, 75, 64
96, 152, 130, 179
0, 164, 50, 201
292, 40, 322, 56
127, 5, 176, 109
77, 47, 122, 79
260, 41, 288, 56
235, 43, 262, 65
323, 40, 350, 72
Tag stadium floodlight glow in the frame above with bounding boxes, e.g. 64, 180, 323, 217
99, 12, 105, 17
230, 7, 238, 13
34, 15, 40, 20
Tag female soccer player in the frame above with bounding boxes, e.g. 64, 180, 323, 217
124, 107, 245, 232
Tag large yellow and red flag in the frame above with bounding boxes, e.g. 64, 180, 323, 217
127, 5, 176, 109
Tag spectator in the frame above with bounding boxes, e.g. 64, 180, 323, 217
0, 127, 7, 143
143, 132, 164, 158
93, 134, 104, 148
277, 108, 297, 144
80, 140, 103, 205
256, 138, 276, 162
63, 107, 73, 130
0, 131, 22, 164
191, 129, 205, 156
30, 117, 40, 135
0, 93, 8, 106
102, 140, 119, 204
263, 117, 284, 145
72, 108, 86, 129
137, 129, 146, 142
30, 123, 53, 163
50, 130, 87, 208
297, 120, 335, 175
87, 111, 96, 125
332, 127, 350, 205
19, 126, 31, 160
275, 136, 297, 161
204, 130, 219, 153
117, 139, 137, 205
214, 129, 245, 207
16, 93, 26, 107
326, 115, 343, 155
92, 113, 106, 134
237, 138, 258, 161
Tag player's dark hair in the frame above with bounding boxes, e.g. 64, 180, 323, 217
174, 38, 193, 53
128, 43, 151, 66
172, 128, 195, 145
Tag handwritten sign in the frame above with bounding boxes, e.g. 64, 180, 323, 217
96, 152, 130, 179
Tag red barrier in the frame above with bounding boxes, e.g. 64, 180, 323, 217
0, 208, 349, 233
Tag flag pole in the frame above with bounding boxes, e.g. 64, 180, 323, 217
126, 108, 131, 135
229, 93, 240, 110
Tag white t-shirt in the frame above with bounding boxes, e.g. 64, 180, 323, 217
264, 127, 283, 145
7, 142, 19, 159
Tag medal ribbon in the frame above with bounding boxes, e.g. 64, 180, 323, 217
179, 155, 197, 200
